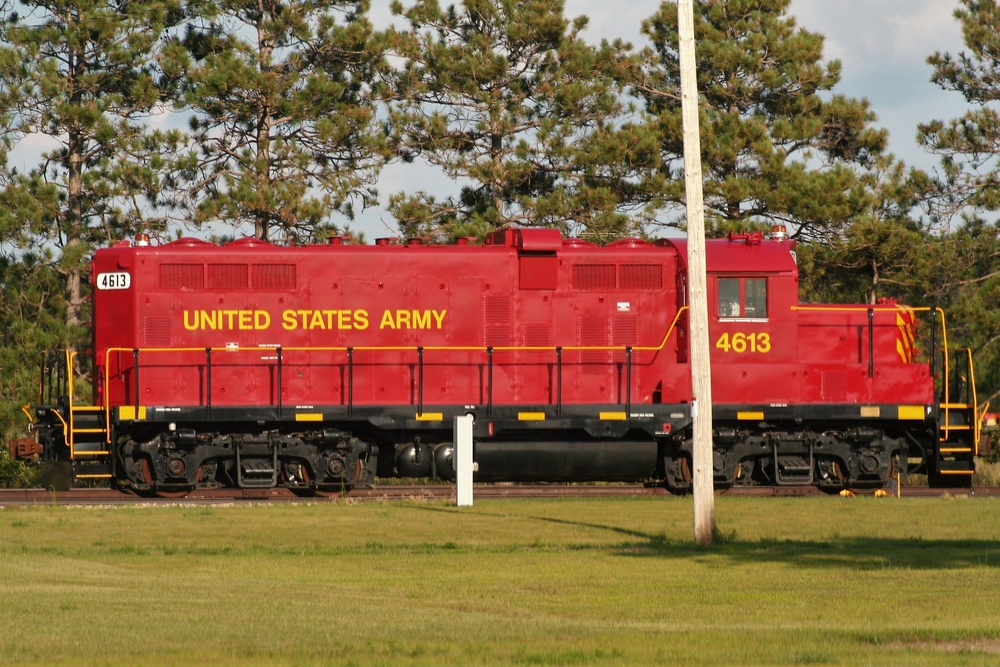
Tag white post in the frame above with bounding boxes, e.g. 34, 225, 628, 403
678, 0, 716, 545
454, 415, 474, 506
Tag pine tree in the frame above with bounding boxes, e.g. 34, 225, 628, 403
796, 162, 941, 305
387, 0, 655, 242
919, 0, 1000, 226
174, 0, 389, 243
0, 251, 65, 437
0, 0, 184, 340
914, 1, 1000, 406
636, 0, 888, 240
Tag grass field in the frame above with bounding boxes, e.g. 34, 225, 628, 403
2, 495, 999, 666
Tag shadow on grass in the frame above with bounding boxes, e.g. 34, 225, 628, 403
404, 504, 1000, 570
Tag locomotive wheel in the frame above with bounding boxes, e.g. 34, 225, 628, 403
315, 458, 368, 496
139, 458, 193, 499
286, 462, 318, 498
664, 454, 692, 494
815, 458, 845, 489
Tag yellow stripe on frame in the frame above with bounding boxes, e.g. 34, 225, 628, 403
599, 412, 627, 421
415, 412, 444, 421
737, 411, 764, 421
860, 406, 881, 418
118, 406, 147, 421
518, 412, 546, 421
897, 405, 925, 420
295, 413, 324, 422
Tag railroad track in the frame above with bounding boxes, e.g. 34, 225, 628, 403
0, 483, 996, 506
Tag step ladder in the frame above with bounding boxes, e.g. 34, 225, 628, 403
38, 350, 113, 484
67, 404, 112, 483
935, 348, 981, 485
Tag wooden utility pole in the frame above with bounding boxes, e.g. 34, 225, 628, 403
678, 0, 716, 546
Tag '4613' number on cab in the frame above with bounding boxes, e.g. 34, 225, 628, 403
715, 332, 771, 353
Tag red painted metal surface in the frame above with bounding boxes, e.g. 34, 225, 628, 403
91, 231, 685, 411
89, 229, 932, 415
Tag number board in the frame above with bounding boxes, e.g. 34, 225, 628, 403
96, 272, 131, 290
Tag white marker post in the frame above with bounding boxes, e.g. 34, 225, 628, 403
454, 415, 475, 506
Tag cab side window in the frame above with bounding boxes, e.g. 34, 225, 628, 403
744, 278, 767, 318
718, 278, 742, 318
717, 277, 767, 320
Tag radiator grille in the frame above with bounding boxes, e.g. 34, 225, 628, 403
159, 264, 204, 289
620, 264, 663, 290
253, 264, 297, 289
208, 264, 249, 289
572, 264, 616, 290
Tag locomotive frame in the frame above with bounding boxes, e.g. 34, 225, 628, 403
11, 228, 985, 494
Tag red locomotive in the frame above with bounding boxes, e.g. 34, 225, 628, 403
12, 228, 983, 494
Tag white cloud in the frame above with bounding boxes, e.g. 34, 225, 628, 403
792, 0, 961, 70
788, 0, 969, 169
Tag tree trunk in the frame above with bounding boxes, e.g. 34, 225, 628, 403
255, 21, 274, 241
65, 32, 85, 344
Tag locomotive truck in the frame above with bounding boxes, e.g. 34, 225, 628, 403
9, 227, 984, 495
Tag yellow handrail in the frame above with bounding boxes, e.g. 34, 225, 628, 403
793, 304, 951, 393
101, 305, 692, 443
65, 350, 76, 456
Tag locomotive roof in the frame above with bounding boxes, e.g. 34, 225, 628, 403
665, 234, 798, 275
102, 229, 797, 276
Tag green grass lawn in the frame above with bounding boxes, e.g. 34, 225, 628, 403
1, 495, 999, 666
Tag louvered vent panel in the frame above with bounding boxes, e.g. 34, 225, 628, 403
611, 316, 638, 363
483, 296, 512, 346
572, 264, 616, 290
143, 316, 172, 346
208, 264, 249, 289
822, 371, 847, 402
620, 264, 663, 290
523, 323, 552, 347
253, 264, 297, 289
578, 316, 609, 375
159, 264, 204, 289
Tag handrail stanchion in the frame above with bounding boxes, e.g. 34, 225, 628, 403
276, 346, 283, 418
930, 308, 938, 401
133, 348, 140, 411
205, 347, 212, 419
418, 346, 424, 415
867, 308, 874, 378
487, 347, 494, 418
626, 346, 633, 415
556, 346, 563, 417
347, 347, 354, 418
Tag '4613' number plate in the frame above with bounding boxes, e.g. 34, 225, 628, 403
96, 272, 131, 290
